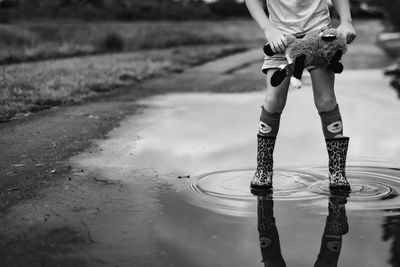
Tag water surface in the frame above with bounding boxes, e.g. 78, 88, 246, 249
73, 69, 400, 266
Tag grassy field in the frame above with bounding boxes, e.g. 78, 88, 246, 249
0, 45, 245, 121
0, 19, 265, 121
0, 20, 263, 64
0, 20, 264, 121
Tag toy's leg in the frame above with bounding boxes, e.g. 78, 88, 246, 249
331, 50, 343, 62
251, 69, 290, 192
291, 54, 306, 89
270, 65, 288, 87
327, 62, 344, 74
310, 68, 351, 191
327, 50, 344, 73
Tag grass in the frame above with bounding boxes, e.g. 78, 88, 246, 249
0, 45, 246, 121
0, 19, 262, 121
0, 18, 388, 121
0, 20, 263, 64
0, 19, 385, 65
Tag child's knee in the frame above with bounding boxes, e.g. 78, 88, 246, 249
314, 95, 337, 113
264, 93, 286, 113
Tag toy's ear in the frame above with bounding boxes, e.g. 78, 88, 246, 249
331, 50, 343, 62
321, 33, 337, 41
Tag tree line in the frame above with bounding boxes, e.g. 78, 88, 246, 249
0, 0, 387, 23
0, 0, 252, 22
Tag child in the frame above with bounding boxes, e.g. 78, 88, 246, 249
246, 0, 356, 192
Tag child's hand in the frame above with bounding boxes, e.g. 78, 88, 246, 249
264, 27, 288, 54
337, 21, 356, 44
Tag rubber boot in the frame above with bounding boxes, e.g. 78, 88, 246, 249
325, 137, 351, 192
314, 194, 349, 267
250, 134, 276, 194
257, 195, 286, 267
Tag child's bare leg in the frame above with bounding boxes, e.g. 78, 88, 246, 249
259, 69, 290, 136
264, 68, 291, 112
250, 69, 290, 193
310, 67, 351, 192
310, 67, 336, 108
310, 67, 343, 138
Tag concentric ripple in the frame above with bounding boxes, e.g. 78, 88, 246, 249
183, 166, 400, 217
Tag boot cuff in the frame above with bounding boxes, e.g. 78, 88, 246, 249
257, 134, 277, 140
325, 136, 350, 142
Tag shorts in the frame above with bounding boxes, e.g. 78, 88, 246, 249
261, 53, 288, 72
261, 53, 317, 73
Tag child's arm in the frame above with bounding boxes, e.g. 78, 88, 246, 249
245, 0, 287, 53
331, 0, 357, 44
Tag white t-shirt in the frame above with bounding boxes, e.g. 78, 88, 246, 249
267, 0, 331, 35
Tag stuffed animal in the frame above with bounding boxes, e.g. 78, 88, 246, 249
263, 28, 347, 89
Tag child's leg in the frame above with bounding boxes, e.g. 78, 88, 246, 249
309, 68, 343, 138
251, 69, 290, 193
310, 68, 351, 191
259, 69, 291, 137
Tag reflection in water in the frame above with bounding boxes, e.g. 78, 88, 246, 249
383, 212, 400, 267
257, 193, 286, 267
256, 192, 349, 267
314, 194, 349, 267
383, 64, 400, 98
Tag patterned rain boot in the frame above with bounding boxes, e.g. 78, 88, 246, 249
314, 195, 349, 267
325, 137, 351, 192
250, 134, 276, 194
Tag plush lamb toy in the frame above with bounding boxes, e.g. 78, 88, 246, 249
263, 28, 347, 89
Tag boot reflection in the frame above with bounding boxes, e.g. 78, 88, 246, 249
257, 193, 286, 267
314, 193, 349, 267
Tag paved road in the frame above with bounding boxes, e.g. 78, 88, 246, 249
0, 49, 264, 208
0, 45, 398, 266
0, 48, 267, 266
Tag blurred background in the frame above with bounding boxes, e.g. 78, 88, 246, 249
0, 0, 399, 121
0, 0, 396, 63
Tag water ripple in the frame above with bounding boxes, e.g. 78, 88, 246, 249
184, 166, 400, 217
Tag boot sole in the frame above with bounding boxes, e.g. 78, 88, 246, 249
250, 185, 273, 196
329, 185, 351, 194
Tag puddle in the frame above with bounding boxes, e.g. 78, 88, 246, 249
185, 166, 400, 217
67, 70, 400, 266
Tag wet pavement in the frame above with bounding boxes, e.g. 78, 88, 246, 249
1, 46, 400, 266
75, 65, 400, 266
